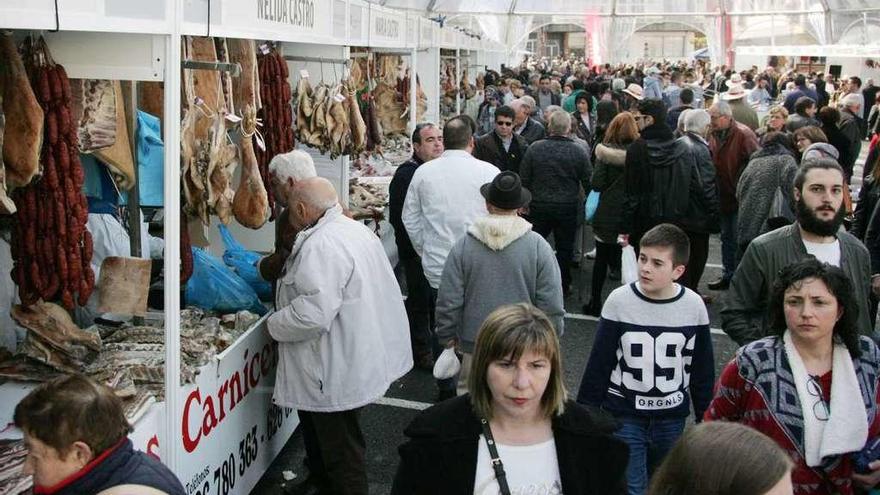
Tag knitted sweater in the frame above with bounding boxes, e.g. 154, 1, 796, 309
577, 282, 715, 419
735, 145, 798, 248
706, 336, 880, 495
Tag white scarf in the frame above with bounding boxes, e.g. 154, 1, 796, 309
783, 330, 869, 467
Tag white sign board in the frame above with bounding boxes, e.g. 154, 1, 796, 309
183, 0, 336, 45
176, 319, 299, 495
369, 9, 406, 47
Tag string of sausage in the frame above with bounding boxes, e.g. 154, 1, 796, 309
254, 47, 294, 220
11, 43, 94, 310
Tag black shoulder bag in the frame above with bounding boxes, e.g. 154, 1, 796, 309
480, 418, 512, 495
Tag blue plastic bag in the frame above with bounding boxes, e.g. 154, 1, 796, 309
218, 225, 273, 300
185, 247, 267, 315
585, 190, 601, 222
120, 110, 164, 207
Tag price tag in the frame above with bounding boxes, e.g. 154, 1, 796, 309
259, 43, 270, 55
300, 69, 309, 79
334, 93, 346, 103
225, 113, 242, 123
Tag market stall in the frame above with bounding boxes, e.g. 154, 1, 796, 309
1, 1, 505, 493
0, 0, 181, 491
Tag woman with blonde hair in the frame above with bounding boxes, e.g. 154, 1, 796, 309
392, 303, 628, 494
757, 105, 789, 138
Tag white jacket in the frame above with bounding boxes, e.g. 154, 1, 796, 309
268, 205, 412, 412
401, 150, 500, 288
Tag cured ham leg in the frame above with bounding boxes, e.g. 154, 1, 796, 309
233, 105, 269, 229
0, 113, 16, 214
0, 33, 43, 188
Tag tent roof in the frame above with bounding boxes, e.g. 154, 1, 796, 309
371, 0, 878, 16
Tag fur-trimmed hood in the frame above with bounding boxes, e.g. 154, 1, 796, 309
595, 144, 627, 166
467, 214, 532, 251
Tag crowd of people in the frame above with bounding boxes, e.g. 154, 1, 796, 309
12, 56, 880, 495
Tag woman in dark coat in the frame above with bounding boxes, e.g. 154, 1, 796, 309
392, 304, 628, 494
583, 112, 638, 316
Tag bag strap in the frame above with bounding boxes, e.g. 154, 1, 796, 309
480, 418, 512, 495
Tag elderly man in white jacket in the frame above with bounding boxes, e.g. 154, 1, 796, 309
268, 177, 411, 495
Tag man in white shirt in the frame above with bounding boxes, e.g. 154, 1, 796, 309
403, 116, 500, 400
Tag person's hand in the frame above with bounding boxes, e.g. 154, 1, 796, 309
853, 460, 880, 489
617, 234, 629, 247
872, 275, 880, 297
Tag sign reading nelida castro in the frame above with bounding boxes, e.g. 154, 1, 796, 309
256, 0, 315, 28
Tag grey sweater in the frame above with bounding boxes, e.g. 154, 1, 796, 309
435, 215, 564, 352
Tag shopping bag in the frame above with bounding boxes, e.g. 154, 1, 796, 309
433, 347, 461, 380
185, 247, 268, 315
218, 225, 273, 300
621, 245, 639, 284
585, 190, 601, 222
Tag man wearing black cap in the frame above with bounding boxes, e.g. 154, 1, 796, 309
435, 171, 565, 394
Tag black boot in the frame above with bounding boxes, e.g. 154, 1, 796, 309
582, 299, 602, 317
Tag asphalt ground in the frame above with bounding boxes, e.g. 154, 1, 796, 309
253, 144, 871, 494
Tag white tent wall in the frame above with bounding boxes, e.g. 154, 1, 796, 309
418, 47, 442, 123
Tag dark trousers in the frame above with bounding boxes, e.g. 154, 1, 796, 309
679, 231, 710, 294
429, 288, 455, 393
401, 256, 432, 359
299, 408, 367, 495
589, 240, 621, 304
530, 202, 579, 291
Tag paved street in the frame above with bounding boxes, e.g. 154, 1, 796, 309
254, 144, 871, 494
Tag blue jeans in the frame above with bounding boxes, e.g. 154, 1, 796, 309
719, 212, 738, 281
614, 416, 686, 495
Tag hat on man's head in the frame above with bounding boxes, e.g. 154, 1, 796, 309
622, 83, 644, 100
722, 84, 747, 100
480, 171, 532, 210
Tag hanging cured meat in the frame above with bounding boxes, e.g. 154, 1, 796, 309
10, 37, 94, 310
228, 38, 268, 229
0, 32, 43, 189
326, 85, 350, 159
0, 114, 16, 214
233, 107, 269, 229
93, 81, 136, 191
70, 79, 117, 153
254, 45, 294, 217
347, 80, 367, 156
205, 114, 237, 225
184, 36, 227, 140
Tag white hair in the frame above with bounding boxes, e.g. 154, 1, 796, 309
710, 100, 732, 117
296, 177, 338, 211
547, 111, 571, 136
543, 105, 563, 120
520, 95, 536, 111
268, 149, 317, 184
842, 93, 862, 110
683, 109, 712, 134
